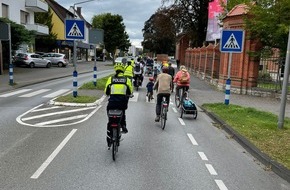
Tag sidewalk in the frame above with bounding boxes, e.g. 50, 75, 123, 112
0, 61, 110, 94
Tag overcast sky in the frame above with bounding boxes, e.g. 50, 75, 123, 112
56, 0, 168, 48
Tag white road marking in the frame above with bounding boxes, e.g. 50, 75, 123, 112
215, 180, 228, 190
205, 164, 218, 175
178, 118, 185, 125
21, 107, 96, 121
35, 114, 88, 126
43, 89, 70, 98
129, 92, 139, 102
19, 89, 51, 97
172, 107, 177, 113
187, 133, 198, 145
0, 89, 32, 97
198, 152, 208, 161
31, 106, 61, 112
17, 105, 102, 127
31, 129, 77, 179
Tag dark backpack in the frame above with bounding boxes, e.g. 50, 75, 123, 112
134, 63, 141, 72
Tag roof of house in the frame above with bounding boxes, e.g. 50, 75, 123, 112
227, 3, 249, 17
45, 0, 92, 27
45, 0, 74, 23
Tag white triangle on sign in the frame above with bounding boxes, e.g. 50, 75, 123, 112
67, 23, 83, 37
223, 33, 240, 49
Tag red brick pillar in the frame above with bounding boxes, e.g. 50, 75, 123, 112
218, 4, 262, 94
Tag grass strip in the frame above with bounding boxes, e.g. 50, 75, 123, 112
202, 103, 290, 170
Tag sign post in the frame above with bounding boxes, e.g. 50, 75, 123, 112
65, 19, 85, 97
220, 29, 244, 105
89, 29, 104, 86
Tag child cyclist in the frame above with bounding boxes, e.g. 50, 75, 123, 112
146, 77, 155, 100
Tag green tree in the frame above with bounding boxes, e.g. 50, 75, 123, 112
34, 8, 58, 52
142, 7, 178, 54
0, 17, 35, 51
244, 0, 290, 56
91, 13, 130, 62
162, 0, 210, 47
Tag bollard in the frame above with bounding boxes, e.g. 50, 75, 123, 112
9, 64, 13, 85
224, 78, 231, 105
93, 66, 97, 86
73, 70, 78, 97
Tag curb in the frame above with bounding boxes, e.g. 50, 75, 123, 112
49, 95, 107, 107
200, 106, 290, 183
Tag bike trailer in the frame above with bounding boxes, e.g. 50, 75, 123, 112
182, 99, 197, 113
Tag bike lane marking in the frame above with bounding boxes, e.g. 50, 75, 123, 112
31, 129, 77, 179
16, 104, 102, 127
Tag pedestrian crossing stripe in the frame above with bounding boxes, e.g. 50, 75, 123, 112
67, 23, 83, 37
223, 33, 240, 49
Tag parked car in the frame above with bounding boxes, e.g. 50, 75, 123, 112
13, 53, 51, 68
42, 53, 68, 67
114, 57, 128, 64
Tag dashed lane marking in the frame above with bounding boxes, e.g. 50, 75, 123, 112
205, 164, 218, 175
187, 133, 198, 145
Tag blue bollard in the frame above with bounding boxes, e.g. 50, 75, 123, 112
224, 78, 231, 105
93, 66, 97, 86
9, 64, 13, 85
73, 70, 78, 97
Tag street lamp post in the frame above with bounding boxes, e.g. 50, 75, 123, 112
71, 0, 97, 97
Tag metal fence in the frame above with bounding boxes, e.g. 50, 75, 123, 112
257, 56, 285, 92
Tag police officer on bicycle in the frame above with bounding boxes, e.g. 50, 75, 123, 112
104, 63, 133, 147
153, 66, 172, 122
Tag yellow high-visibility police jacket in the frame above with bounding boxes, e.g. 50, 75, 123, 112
124, 65, 134, 78
104, 73, 133, 102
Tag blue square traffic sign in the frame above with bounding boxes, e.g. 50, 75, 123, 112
220, 29, 244, 53
65, 19, 85, 40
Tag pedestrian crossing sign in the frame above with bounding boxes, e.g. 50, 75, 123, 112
65, 20, 85, 40
220, 29, 244, 53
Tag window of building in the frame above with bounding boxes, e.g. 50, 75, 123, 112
2, 3, 9, 18
20, 10, 29, 24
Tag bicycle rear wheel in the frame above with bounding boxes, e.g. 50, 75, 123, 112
112, 128, 117, 161
160, 105, 167, 130
175, 93, 181, 108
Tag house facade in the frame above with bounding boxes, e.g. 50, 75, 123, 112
0, 0, 49, 73
45, 0, 94, 62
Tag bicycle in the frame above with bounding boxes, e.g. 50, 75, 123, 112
175, 86, 187, 108
108, 109, 123, 161
147, 91, 153, 102
160, 96, 169, 130
134, 75, 141, 91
